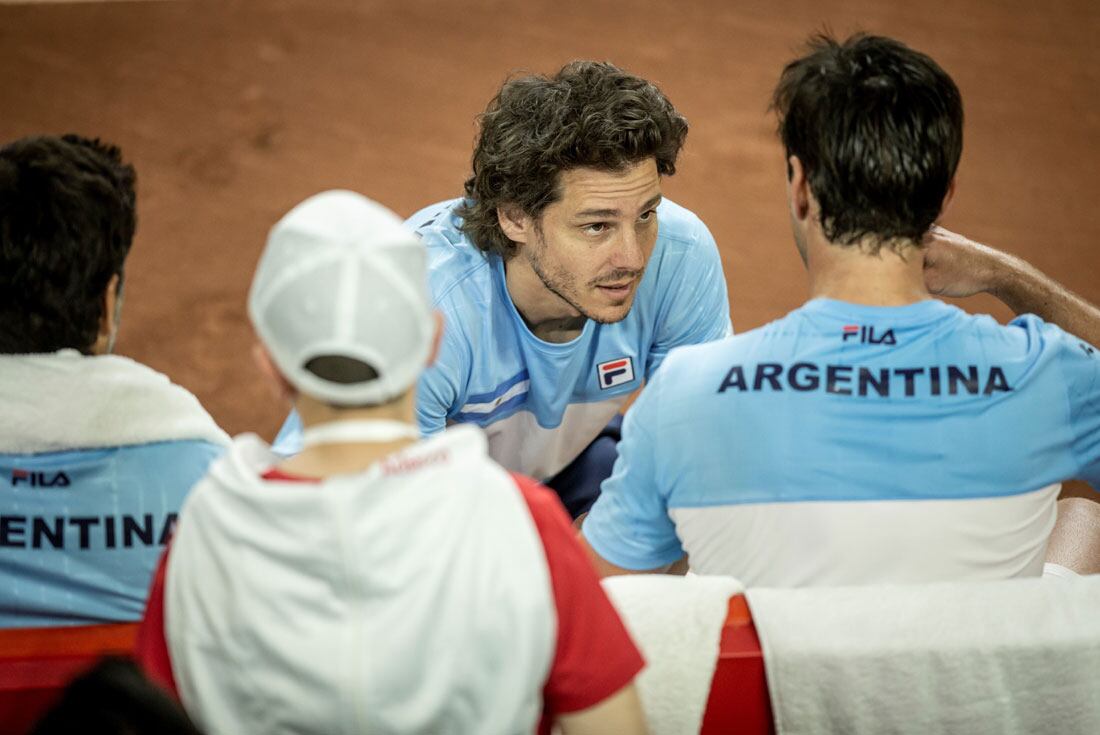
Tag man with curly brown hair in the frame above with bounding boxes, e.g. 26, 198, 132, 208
276, 61, 731, 517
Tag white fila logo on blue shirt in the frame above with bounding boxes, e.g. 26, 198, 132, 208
597, 357, 635, 389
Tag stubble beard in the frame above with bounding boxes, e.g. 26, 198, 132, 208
527, 231, 634, 326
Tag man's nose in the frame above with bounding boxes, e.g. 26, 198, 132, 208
611, 226, 646, 272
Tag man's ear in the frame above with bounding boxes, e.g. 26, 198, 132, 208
496, 205, 534, 246
252, 342, 296, 402
787, 155, 811, 222
92, 273, 122, 354
427, 311, 444, 367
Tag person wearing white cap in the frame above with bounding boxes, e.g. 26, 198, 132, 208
135, 191, 648, 735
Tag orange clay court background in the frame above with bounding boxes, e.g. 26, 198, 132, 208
1, 0, 1098, 498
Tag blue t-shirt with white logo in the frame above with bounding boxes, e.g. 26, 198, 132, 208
583, 298, 1100, 585
276, 198, 731, 481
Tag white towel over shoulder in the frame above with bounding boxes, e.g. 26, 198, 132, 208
0, 350, 229, 453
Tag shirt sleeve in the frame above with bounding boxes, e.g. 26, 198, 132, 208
647, 216, 732, 379
511, 473, 645, 716
1040, 320, 1100, 488
582, 365, 685, 569
415, 311, 468, 436
134, 548, 179, 698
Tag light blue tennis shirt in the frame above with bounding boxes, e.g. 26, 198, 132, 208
0, 351, 228, 627
275, 198, 731, 481
0, 442, 222, 627
583, 298, 1100, 585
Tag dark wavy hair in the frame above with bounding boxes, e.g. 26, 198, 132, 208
0, 134, 136, 354
772, 33, 963, 250
459, 61, 688, 258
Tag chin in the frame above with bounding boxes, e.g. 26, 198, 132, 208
583, 300, 635, 325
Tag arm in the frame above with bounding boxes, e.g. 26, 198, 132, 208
510, 475, 647, 730
414, 314, 466, 435
578, 531, 686, 578
557, 681, 648, 735
1045, 497, 1100, 575
923, 226, 1100, 347
580, 367, 689, 576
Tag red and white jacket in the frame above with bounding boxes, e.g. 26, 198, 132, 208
136, 425, 642, 734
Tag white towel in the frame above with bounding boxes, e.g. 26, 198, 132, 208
602, 574, 743, 735
0, 349, 230, 453
747, 575, 1100, 735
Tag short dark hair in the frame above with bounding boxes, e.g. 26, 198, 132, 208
772, 33, 963, 249
0, 134, 137, 354
460, 61, 689, 258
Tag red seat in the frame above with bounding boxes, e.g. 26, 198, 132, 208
700, 594, 774, 735
0, 601, 770, 734
0, 623, 139, 735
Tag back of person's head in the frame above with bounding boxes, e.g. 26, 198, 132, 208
248, 190, 433, 408
772, 33, 963, 250
0, 134, 136, 354
460, 60, 689, 258
31, 656, 203, 735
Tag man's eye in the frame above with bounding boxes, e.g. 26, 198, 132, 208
583, 223, 608, 235
638, 209, 657, 222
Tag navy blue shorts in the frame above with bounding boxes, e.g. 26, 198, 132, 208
545, 414, 623, 519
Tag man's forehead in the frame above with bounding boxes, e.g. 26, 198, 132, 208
556, 160, 662, 214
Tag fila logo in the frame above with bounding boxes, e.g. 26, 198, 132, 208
11, 469, 71, 488
842, 325, 896, 345
597, 357, 635, 389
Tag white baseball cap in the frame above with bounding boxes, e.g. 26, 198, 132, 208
248, 190, 434, 406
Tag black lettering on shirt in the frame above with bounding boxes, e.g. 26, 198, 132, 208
858, 367, 890, 397
718, 365, 747, 393
32, 517, 63, 549
158, 513, 178, 545
123, 514, 154, 548
895, 368, 924, 397
1, 516, 26, 547
984, 367, 1013, 395
826, 365, 853, 395
754, 363, 784, 391
789, 362, 819, 391
948, 365, 980, 395
70, 517, 100, 549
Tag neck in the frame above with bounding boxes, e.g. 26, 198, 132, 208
503, 257, 586, 343
277, 389, 418, 479
805, 229, 930, 306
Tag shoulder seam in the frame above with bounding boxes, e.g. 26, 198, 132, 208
432, 259, 492, 307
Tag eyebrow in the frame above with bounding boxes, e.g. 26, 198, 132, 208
574, 194, 663, 219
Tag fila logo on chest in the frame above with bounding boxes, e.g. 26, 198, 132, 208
597, 357, 635, 389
